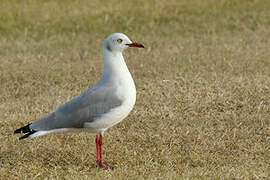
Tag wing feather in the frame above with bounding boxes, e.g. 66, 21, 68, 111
30, 84, 122, 131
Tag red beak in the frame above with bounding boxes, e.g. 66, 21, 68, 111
126, 42, 144, 48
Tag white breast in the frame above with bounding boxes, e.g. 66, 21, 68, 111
84, 82, 136, 134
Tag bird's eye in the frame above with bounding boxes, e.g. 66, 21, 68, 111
117, 39, 123, 43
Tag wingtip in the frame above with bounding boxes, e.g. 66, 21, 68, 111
14, 123, 32, 134
14, 129, 22, 134
14, 123, 37, 140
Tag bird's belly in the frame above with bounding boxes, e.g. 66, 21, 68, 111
84, 92, 136, 133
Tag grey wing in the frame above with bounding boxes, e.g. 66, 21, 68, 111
30, 85, 123, 131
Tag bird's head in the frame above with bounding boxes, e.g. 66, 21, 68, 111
103, 33, 144, 53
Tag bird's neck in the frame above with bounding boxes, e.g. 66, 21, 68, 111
100, 48, 133, 84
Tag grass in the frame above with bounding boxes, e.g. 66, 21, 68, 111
0, 0, 270, 179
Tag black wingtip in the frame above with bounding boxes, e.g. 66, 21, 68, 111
14, 123, 37, 140
14, 123, 32, 134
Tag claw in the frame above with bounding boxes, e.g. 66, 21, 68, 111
97, 161, 114, 169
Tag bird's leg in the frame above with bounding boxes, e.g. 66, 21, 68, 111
95, 135, 100, 163
96, 134, 113, 169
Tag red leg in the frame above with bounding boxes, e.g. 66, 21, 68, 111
96, 135, 100, 163
99, 135, 103, 162
96, 134, 113, 169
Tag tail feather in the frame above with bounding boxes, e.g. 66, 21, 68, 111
14, 123, 37, 140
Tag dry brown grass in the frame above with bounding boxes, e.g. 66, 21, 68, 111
1, 0, 270, 179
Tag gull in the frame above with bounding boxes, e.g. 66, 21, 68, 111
14, 33, 144, 169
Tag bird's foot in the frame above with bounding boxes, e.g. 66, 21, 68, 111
97, 160, 114, 169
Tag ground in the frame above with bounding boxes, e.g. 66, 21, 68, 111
0, 0, 270, 179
